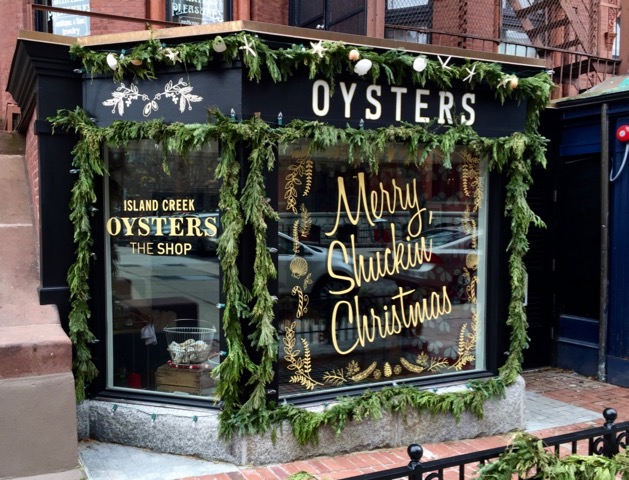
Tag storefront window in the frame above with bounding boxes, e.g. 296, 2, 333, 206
167, 0, 226, 25
277, 141, 488, 398
105, 141, 221, 398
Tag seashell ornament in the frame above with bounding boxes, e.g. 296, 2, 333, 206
213, 36, 227, 53
354, 59, 372, 75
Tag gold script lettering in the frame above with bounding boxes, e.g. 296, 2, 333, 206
331, 286, 452, 355
326, 173, 425, 238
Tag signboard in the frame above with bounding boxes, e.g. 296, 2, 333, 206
85, 70, 527, 138
169, 0, 224, 26
52, 0, 90, 37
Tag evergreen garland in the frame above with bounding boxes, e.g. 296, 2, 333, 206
50, 31, 554, 441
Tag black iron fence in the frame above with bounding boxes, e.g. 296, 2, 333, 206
341, 407, 629, 480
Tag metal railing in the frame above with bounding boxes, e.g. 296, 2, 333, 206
27, 3, 179, 33
341, 407, 629, 479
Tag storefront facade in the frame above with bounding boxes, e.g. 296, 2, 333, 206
8, 22, 552, 459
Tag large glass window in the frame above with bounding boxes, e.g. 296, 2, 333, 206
277, 141, 488, 399
105, 141, 221, 399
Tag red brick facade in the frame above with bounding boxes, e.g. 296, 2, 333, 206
251, 0, 288, 25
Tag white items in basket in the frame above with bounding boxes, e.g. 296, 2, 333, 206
164, 325, 216, 365
167, 339, 211, 364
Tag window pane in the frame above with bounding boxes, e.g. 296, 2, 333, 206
105, 140, 221, 399
277, 141, 488, 399
167, 0, 225, 25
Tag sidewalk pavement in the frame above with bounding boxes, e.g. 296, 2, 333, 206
78, 368, 629, 480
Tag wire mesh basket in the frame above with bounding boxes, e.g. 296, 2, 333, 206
164, 324, 216, 365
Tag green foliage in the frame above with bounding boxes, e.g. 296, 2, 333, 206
476, 432, 629, 480
51, 31, 553, 440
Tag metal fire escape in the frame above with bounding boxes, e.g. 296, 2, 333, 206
505, 0, 618, 94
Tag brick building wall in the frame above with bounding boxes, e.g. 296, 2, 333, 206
25, 114, 40, 241
251, 0, 288, 25
89, 0, 149, 35
0, 1, 26, 130
432, 0, 500, 51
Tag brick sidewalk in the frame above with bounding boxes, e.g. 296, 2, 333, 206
181, 369, 629, 480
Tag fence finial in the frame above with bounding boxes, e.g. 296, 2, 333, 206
407, 444, 423, 469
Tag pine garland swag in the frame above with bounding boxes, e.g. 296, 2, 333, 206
50, 32, 554, 442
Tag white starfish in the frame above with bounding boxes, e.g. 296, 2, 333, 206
438, 55, 452, 70
239, 35, 257, 58
163, 48, 181, 63
310, 40, 327, 58
462, 64, 477, 83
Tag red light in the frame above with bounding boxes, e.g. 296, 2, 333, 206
616, 125, 629, 143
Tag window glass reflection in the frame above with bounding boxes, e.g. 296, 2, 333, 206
277, 141, 488, 398
105, 141, 221, 398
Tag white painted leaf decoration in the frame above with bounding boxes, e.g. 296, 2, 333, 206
102, 79, 203, 117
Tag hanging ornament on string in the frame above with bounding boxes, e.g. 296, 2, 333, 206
213, 36, 227, 53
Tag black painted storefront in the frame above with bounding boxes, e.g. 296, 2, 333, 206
8, 25, 549, 409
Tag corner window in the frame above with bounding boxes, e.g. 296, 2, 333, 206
105, 141, 221, 399
276, 141, 488, 399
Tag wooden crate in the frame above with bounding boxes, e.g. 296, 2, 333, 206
155, 364, 215, 395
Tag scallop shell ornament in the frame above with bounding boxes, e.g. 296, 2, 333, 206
353, 59, 372, 75
290, 256, 308, 279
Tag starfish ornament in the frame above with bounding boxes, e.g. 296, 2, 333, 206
462, 64, 477, 83
310, 40, 327, 58
163, 48, 181, 64
239, 35, 257, 58
437, 55, 452, 70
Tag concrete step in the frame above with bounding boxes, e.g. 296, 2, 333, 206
0, 131, 25, 155
0, 139, 80, 479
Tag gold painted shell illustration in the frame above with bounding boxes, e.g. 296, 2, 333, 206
290, 256, 308, 279
466, 252, 478, 270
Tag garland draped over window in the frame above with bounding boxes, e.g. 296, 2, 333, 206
50, 31, 553, 444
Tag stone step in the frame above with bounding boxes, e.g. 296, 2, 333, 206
0, 131, 25, 155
